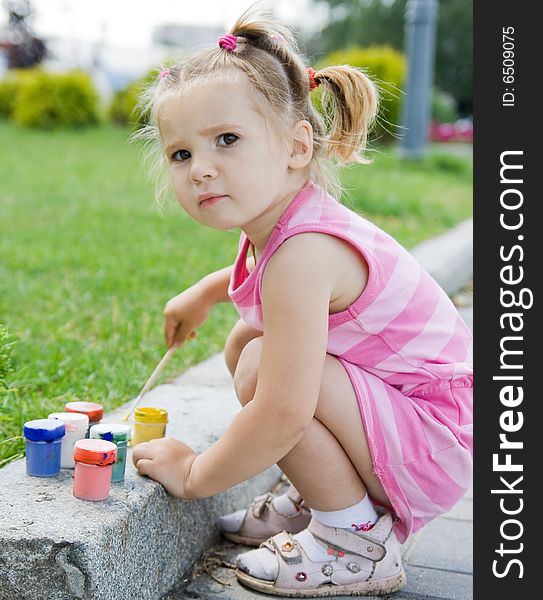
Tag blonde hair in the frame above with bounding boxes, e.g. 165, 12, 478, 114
132, 4, 378, 203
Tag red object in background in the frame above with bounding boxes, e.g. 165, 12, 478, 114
430, 118, 473, 143
454, 118, 473, 143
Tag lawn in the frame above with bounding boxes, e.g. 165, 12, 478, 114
0, 122, 472, 466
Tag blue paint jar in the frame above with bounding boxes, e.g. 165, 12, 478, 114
24, 418, 65, 477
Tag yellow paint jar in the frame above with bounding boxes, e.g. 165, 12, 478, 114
131, 407, 168, 446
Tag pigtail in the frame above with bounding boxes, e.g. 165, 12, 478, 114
230, 7, 297, 52
228, 7, 309, 108
313, 66, 378, 165
229, 6, 379, 167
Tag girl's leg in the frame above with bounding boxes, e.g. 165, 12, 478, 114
233, 336, 390, 510
223, 319, 262, 377
220, 323, 311, 542
232, 338, 405, 593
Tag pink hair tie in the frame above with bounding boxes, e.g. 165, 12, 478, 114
218, 34, 237, 51
158, 68, 170, 80
307, 67, 319, 91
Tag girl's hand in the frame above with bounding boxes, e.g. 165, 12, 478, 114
163, 283, 213, 348
132, 437, 198, 499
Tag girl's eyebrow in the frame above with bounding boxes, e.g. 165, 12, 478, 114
165, 123, 242, 153
199, 122, 242, 135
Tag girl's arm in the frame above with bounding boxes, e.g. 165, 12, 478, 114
185, 234, 336, 498
196, 264, 234, 304
163, 257, 255, 348
162, 272, 228, 348
191, 255, 256, 304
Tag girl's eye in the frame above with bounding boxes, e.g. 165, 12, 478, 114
172, 149, 190, 162
218, 133, 238, 146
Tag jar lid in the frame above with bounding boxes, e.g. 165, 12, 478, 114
73, 439, 117, 465
134, 407, 168, 423
24, 418, 65, 442
64, 401, 104, 422
90, 423, 131, 442
48, 412, 89, 432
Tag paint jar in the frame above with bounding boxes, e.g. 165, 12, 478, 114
24, 418, 65, 477
131, 407, 168, 446
48, 412, 89, 469
89, 423, 131, 483
73, 439, 117, 501
64, 401, 104, 437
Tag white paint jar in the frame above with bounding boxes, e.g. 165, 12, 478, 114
48, 412, 89, 468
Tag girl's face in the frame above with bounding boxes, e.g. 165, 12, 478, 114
159, 75, 297, 231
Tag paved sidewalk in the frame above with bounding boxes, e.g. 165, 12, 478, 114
166, 284, 474, 600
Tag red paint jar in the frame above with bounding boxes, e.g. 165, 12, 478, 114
73, 439, 117, 501
64, 401, 104, 436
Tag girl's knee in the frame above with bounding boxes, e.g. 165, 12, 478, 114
224, 329, 241, 376
224, 320, 262, 377
316, 354, 355, 412
233, 336, 262, 406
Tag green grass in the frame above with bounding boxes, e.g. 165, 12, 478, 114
0, 122, 472, 466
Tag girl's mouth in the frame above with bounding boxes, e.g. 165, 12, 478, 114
199, 195, 227, 208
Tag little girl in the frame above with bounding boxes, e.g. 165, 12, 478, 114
131, 7, 473, 597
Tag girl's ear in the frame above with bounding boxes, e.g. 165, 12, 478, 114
288, 120, 313, 170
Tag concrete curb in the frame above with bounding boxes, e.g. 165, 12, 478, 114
411, 217, 473, 296
0, 356, 280, 600
0, 218, 472, 599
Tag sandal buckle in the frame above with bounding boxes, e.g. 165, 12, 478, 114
273, 534, 302, 564
252, 493, 273, 518
281, 541, 295, 552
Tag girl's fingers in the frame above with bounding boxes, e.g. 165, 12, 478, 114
134, 457, 154, 476
173, 330, 197, 346
164, 320, 197, 348
165, 320, 187, 347
164, 321, 177, 348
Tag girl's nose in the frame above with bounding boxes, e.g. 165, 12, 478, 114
189, 157, 218, 183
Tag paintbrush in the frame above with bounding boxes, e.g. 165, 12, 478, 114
121, 346, 176, 422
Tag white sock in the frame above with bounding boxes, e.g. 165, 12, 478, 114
272, 491, 301, 517
218, 491, 300, 534
237, 529, 328, 581
217, 508, 246, 533
237, 494, 379, 581
311, 494, 378, 530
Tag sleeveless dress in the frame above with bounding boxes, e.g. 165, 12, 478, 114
227, 181, 473, 542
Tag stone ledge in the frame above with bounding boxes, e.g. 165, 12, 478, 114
0, 355, 280, 600
411, 218, 473, 296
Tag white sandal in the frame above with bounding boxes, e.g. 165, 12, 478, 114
220, 485, 311, 546
236, 509, 406, 597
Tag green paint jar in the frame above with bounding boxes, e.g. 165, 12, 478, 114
89, 423, 131, 483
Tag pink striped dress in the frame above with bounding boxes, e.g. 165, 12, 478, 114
228, 181, 473, 542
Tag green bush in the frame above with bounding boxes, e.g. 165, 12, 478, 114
108, 80, 142, 127
108, 65, 173, 128
0, 69, 36, 119
12, 70, 99, 129
0, 78, 18, 119
317, 45, 405, 141
432, 89, 459, 124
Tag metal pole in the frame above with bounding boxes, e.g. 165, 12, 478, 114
399, 0, 439, 159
